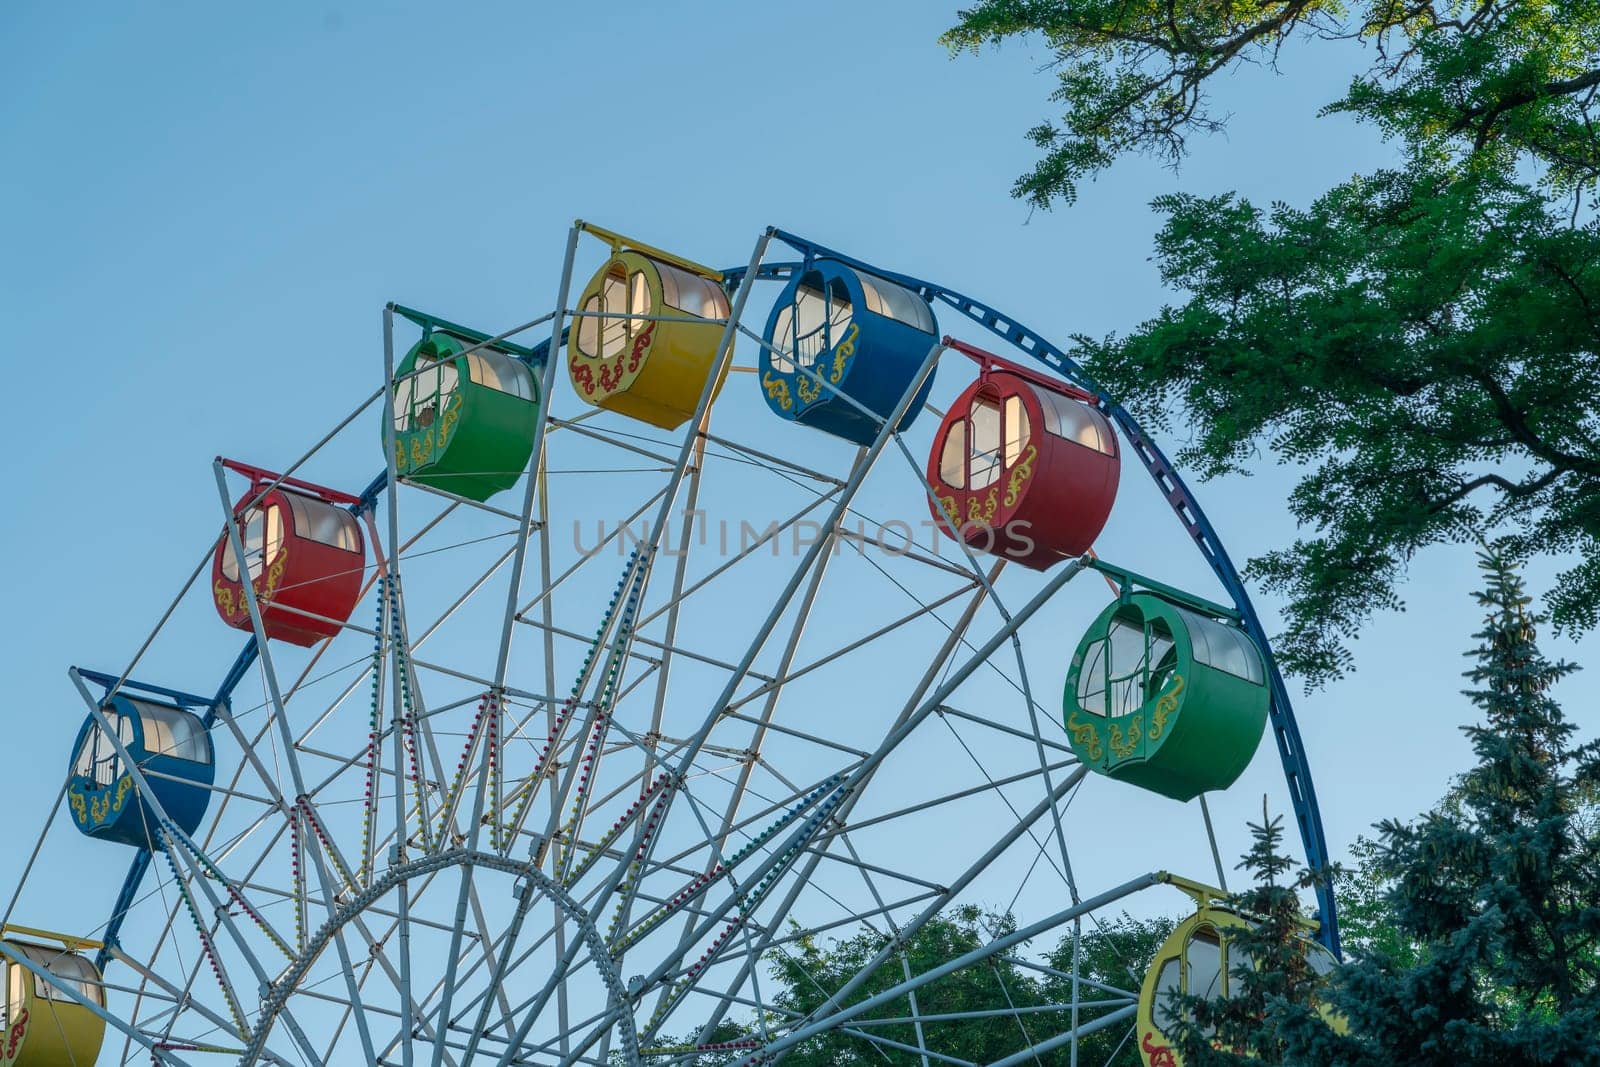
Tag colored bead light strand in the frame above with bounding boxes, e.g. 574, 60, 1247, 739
562, 772, 671, 889
298, 794, 359, 895
434, 696, 490, 846
501, 548, 646, 840
642, 787, 849, 1036
554, 562, 648, 875
167, 819, 294, 961
641, 1041, 762, 1056
603, 786, 673, 943
288, 803, 306, 953
486, 689, 503, 852
500, 693, 580, 848
611, 775, 843, 953
388, 576, 433, 852
160, 833, 250, 1041
357, 576, 387, 886
503, 549, 647, 854
554, 630, 637, 877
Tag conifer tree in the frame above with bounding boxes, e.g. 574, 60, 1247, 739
1282, 551, 1600, 1066
1162, 804, 1332, 1067
1166, 552, 1600, 1065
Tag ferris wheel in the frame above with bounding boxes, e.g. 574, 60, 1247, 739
1, 222, 1338, 1067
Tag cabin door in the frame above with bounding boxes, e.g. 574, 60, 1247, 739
955, 390, 1033, 544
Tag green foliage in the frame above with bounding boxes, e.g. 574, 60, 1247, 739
655, 905, 1173, 1065
764, 905, 1049, 1065
942, 0, 1600, 208
1172, 553, 1600, 1064
1085, 167, 1600, 683
1164, 806, 1335, 1066
643, 560, 1600, 1067
942, 0, 1346, 207
1331, 834, 1425, 969
944, 0, 1600, 683
1291, 552, 1600, 1064
1042, 912, 1179, 1066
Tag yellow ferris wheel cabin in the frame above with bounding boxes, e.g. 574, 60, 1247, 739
1135, 877, 1341, 1067
567, 224, 732, 430
0, 926, 106, 1067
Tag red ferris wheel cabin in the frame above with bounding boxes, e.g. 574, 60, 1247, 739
211, 460, 366, 646
926, 340, 1120, 570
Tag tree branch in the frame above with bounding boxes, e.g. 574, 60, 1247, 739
1453, 69, 1600, 150
1469, 370, 1600, 478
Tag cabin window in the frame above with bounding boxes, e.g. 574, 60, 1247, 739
465, 349, 534, 400
956, 391, 1032, 494
15, 945, 102, 1006
1076, 639, 1109, 716
1077, 608, 1181, 717
393, 350, 460, 434
1186, 927, 1225, 1040
938, 421, 967, 489
657, 261, 729, 321
593, 270, 630, 358
1228, 943, 1256, 994
131, 700, 209, 764
1153, 956, 1182, 1032
856, 271, 935, 333
771, 273, 852, 373
575, 293, 600, 357
1105, 610, 1154, 717
627, 271, 652, 344
1003, 394, 1031, 465
578, 265, 652, 361
221, 503, 285, 583
2, 959, 17, 1029
1026, 384, 1115, 455
285, 492, 360, 554
73, 710, 135, 788
1076, 610, 1145, 717
1146, 620, 1178, 699
1176, 607, 1265, 685
768, 306, 793, 372
968, 396, 1002, 490
1152, 926, 1230, 1038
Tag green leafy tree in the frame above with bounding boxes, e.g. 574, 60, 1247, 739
1041, 912, 1178, 1066
943, 0, 1600, 208
655, 906, 1175, 1064
943, 0, 1600, 684
763, 906, 1052, 1065
1330, 834, 1424, 970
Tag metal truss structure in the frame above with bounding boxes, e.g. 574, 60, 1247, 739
2, 224, 1335, 1066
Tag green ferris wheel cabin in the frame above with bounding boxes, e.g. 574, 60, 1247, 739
1063, 590, 1269, 802
388, 332, 540, 503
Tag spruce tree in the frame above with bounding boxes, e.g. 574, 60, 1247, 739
1260, 550, 1600, 1067
1162, 804, 1332, 1067
1166, 552, 1600, 1065
1285, 551, 1600, 1066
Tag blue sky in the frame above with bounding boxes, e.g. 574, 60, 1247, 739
3, 0, 1595, 958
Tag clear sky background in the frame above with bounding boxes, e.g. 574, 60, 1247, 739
3, 0, 1595, 947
